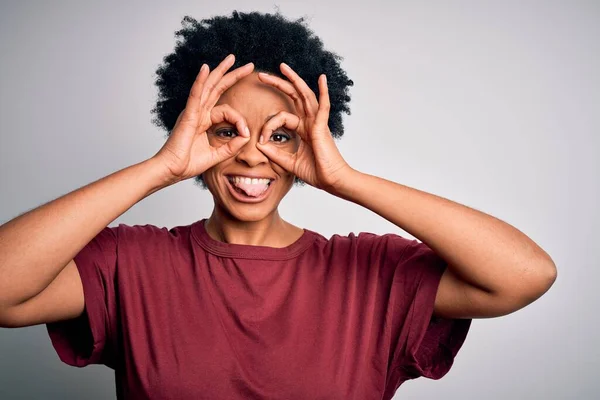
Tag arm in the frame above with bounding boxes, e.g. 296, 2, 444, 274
333, 170, 557, 319
0, 55, 254, 325
255, 65, 557, 320
0, 158, 170, 311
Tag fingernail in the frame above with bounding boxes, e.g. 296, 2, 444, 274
323, 74, 327, 83
259, 135, 265, 144
281, 62, 290, 70
226, 54, 234, 61
245, 126, 250, 136
258, 72, 267, 77
200, 63, 207, 72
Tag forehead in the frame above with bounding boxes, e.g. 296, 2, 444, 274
215, 72, 296, 117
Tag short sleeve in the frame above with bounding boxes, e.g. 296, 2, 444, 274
46, 225, 119, 369
389, 237, 471, 382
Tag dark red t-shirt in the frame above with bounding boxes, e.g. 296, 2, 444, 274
46, 219, 471, 399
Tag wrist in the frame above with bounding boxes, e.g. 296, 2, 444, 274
327, 166, 363, 200
142, 157, 181, 193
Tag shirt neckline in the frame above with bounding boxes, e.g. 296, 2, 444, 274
191, 219, 317, 260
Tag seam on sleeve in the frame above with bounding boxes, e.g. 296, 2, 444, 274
98, 225, 117, 356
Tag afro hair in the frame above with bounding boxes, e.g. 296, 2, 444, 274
152, 10, 354, 188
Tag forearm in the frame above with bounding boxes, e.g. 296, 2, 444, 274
333, 169, 556, 296
0, 157, 171, 308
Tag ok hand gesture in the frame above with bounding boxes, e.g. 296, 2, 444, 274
255, 63, 353, 193
153, 54, 254, 184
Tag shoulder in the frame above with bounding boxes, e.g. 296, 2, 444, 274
110, 221, 195, 246
308, 229, 416, 260
313, 229, 413, 247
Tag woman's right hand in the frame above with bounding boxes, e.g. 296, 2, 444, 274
152, 54, 254, 184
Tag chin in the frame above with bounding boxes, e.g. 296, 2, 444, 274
223, 205, 275, 222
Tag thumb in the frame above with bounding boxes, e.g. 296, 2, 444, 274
256, 142, 296, 173
212, 135, 250, 164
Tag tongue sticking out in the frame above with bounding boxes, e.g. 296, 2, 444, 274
232, 180, 270, 198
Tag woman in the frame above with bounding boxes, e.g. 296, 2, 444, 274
0, 11, 556, 399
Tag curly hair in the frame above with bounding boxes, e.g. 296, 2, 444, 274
152, 10, 354, 188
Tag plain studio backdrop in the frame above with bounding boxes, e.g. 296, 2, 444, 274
0, 1, 597, 399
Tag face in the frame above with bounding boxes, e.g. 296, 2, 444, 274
202, 72, 300, 222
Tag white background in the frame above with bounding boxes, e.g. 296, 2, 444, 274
0, 1, 598, 398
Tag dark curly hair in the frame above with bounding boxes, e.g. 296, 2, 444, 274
152, 10, 354, 188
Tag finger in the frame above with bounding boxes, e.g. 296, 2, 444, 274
314, 74, 331, 131
212, 135, 251, 164
257, 72, 305, 116
204, 62, 255, 109
258, 110, 302, 145
180, 64, 210, 123
280, 63, 319, 118
210, 104, 250, 138
255, 141, 297, 173
199, 54, 236, 104
174, 110, 184, 126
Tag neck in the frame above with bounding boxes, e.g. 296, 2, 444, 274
204, 206, 301, 247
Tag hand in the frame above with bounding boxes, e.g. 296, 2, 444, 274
255, 63, 353, 193
152, 54, 254, 184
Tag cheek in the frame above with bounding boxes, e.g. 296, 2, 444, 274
270, 163, 296, 193
269, 161, 289, 178
202, 165, 224, 192
201, 171, 215, 195
268, 140, 299, 179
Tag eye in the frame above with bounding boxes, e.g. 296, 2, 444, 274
215, 128, 238, 139
270, 132, 291, 143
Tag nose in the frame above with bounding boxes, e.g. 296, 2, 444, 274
234, 130, 269, 167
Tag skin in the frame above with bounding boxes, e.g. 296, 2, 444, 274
157, 54, 558, 320
0, 54, 557, 328
201, 71, 305, 247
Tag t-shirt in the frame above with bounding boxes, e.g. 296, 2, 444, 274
46, 219, 471, 399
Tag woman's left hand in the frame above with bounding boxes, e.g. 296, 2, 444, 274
256, 63, 353, 193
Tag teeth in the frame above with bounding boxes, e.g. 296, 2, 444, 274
229, 176, 272, 185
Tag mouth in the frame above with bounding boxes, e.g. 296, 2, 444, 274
224, 175, 275, 203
